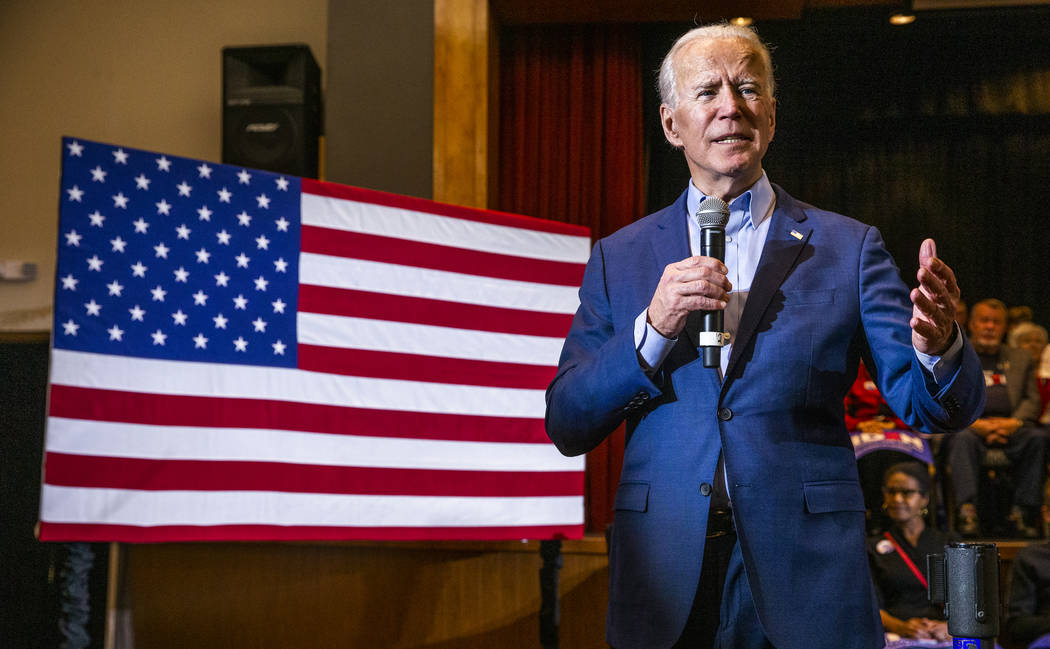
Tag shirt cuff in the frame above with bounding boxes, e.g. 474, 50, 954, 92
635, 308, 677, 373
914, 323, 964, 385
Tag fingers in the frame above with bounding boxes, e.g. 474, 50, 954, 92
647, 256, 731, 338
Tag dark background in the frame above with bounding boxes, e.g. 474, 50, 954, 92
644, 6, 1050, 328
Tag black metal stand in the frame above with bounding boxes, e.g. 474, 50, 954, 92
539, 539, 563, 649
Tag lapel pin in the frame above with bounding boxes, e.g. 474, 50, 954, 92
790, 229, 804, 240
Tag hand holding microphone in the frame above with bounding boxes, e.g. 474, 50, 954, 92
645, 197, 731, 368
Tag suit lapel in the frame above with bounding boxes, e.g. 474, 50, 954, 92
648, 190, 692, 273
724, 187, 812, 385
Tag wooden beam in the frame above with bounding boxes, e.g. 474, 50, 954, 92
434, 0, 496, 209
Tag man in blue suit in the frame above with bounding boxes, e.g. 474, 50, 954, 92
545, 23, 986, 649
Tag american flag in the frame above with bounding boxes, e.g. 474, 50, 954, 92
39, 137, 589, 542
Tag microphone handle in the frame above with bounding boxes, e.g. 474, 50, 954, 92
700, 226, 726, 369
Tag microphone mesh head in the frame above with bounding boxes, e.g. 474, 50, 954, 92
696, 197, 729, 227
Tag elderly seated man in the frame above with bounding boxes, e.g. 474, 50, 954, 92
947, 299, 1047, 538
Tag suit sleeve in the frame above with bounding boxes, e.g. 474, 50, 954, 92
544, 240, 663, 457
856, 226, 985, 434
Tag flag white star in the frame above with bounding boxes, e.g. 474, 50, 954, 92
173, 266, 189, 282
272, 339, 287, 355
214, 271, 230, 287
198, 163, 213, 178
233, 294, 248, 310
236, 211, 252, 226
172, 309, 188, 325
156, 156, 172, 171
235, 253, 250, 268
151, 329, 167, 345
254, 276, 269, 291
67, 140, 84, 156
276, 177, 289, 191
216, 229, 232, 245
195, 248, 211, 263
67, 185, 84, 202
136, 174, 152, 190
89, 211, 105, 227
151, 285, 167, 301
175, 224, 191, 239
252, 317, 267, 332
255, 235, 270, 250
132, 217, 149, 233
61, 274, 79, 290
107, 280, 124, 296
154, 242, 170, 258
192, 290, 208, 305
113, 148, 129, 164
272, 298, 286, 314
84, 299, 101, 316
90, 166, 107, 183
274, 258, 288, 273
177, 181, 193, 197
62, 319, 79, 336
237, 169, 252, 184
275, 217, 290, 231
65, 230, 82, 246
213, 313, 228, 329
233, 336, 248, 352
156, 199, 171, 215
197, 205, 212, 221
108, 324, 125, 341
256, 194, 271, 209
217, 187, 232, 203
113, 192, 129, 208
111, 236, 127, 252
193, 333, 208, 349
86, 255, 103, 271
129, 305, 146, 321
130, 261, 148, 277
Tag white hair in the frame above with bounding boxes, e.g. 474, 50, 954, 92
658, 23, 776, 108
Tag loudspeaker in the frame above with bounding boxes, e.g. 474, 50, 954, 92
222, 44, 321, 178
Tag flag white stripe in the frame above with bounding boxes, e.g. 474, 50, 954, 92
40, 485, 584, 527
302, 192, 591, 264
297, 312, 564, 366
50, 349, 546, 418
45, 418, 584, 472
299, 253, 581, 314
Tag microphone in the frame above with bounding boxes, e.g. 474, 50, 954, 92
695, 197, 729, 368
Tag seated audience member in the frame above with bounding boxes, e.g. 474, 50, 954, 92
1007, 483, 1050, 648
948, 299, 1046, 538
868, 462, 951, 642
1010, 306, 1036, 338
1010, 322, 1050, 427
846, 361, 909, 433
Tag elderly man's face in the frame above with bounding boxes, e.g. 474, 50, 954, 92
660, 37, 776, 200
968, 304, 1007, 354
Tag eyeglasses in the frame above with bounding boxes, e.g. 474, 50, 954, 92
883, 487, 923, 498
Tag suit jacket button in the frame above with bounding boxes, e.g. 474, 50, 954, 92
699, 482, 712, 496
717, 407, 733, 421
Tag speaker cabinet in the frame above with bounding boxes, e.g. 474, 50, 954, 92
222, 44, 321, 178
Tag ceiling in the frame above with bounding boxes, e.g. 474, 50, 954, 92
490, 0, 1050, 23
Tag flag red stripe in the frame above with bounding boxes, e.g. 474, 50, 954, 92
48, 385, 550, 443
301, 225, 585, 287
302, 178, 590, 238
44, 452, 582, 497
297, 344, 556, 389
38, 522, 584, 542
298, 285, 575, 338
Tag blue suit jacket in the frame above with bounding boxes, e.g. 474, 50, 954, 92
545, 186, 985, 649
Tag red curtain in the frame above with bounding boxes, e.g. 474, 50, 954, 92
498, 25, 645, 532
